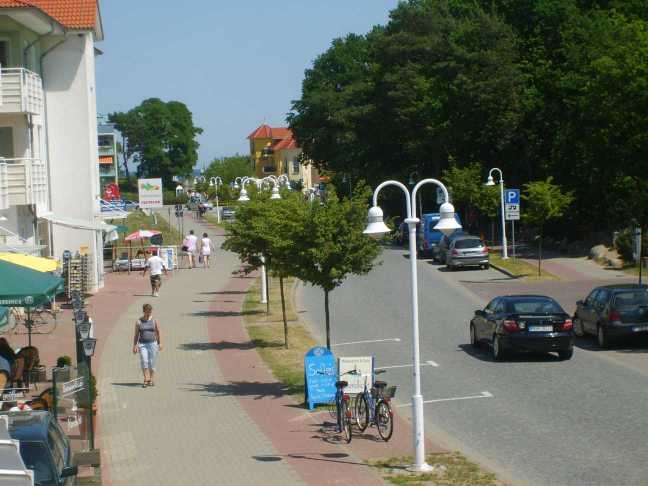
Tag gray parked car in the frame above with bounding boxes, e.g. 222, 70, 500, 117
445, 235, 489, 270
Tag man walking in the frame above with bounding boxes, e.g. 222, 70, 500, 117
183, 230, 198, 268
142, 249, 168, 297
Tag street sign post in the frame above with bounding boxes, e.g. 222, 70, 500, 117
635, 227, 642, 285
504, 190, 520, 258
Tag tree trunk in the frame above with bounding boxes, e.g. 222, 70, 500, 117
265, 267, 270, 315
538, 233, 543, 277
121, 140, 130, 180
324, 289, 331, 350
279, 275, 288, 348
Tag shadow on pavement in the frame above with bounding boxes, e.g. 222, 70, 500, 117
111, 382, 145, 388
573, 336, 648, 354
189, 310, 263, 318
252, 452, 371, 468
182, 380, 292, 399
458, 344, 565, 363
198, 290, 249, 295
178, 340, 283, 351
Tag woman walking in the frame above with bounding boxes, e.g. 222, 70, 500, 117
132, 303, 162, 387
200, 232, 213, 268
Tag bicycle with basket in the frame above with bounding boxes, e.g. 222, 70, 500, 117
351, 368, 396, 441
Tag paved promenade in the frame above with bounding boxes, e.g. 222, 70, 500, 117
98, 215, 301, 485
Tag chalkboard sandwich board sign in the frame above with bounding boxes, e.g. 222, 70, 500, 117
304, 346, 337, 410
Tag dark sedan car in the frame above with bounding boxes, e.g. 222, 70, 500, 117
470, 295, 574, 360
573, 284, 648, 348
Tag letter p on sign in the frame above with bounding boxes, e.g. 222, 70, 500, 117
505, 189, 520, 204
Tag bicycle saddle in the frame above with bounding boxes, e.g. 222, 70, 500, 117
335, 380, 348, 388
373, 381, 387, 389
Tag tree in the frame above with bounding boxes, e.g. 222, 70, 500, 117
204, 154, 254, 185
522, 178, 574, 275
221, 192, 306, 347
109, 98, 203, 187
294, 186, 381, 349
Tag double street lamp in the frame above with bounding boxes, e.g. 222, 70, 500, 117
364, 178, 461, 473
209, 176, 223, 222
485, 168, 508, 259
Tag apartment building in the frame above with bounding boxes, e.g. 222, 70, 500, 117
0, 0, 106, 291
247, 124, 318, 190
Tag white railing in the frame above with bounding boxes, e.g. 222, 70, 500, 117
0, 158, 48, 212
0, 66, 44, 115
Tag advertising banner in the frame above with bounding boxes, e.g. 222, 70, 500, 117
138, 178, 163, 209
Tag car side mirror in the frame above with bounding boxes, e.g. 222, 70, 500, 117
61, 465, 78, 478
474, 310, 485, 317
576, 300, 583, 306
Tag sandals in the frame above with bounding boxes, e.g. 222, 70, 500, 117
143, 381, 151, 388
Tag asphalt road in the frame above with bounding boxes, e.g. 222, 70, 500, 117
298, 245, 648, 486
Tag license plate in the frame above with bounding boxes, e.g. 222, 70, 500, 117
632, 325, 648, 332
529, 325, 553, 332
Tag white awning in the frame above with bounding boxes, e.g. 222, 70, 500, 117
40, 213, 116, 233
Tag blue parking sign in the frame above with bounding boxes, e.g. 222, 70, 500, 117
505, 189, 520, 204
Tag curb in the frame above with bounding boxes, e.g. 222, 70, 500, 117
488, 262, 520, 280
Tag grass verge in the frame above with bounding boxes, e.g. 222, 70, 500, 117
490, 253, 558, 280
370, 452, 504, 486
108, 210, 183, 246
242, 276, 317, 400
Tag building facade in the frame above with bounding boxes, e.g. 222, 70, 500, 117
0, 0, 106, 291
247, 124, 318, 190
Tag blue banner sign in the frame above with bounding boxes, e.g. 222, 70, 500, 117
304, 346, 337, 410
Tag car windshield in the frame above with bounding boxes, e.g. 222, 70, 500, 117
20, 442, 55, 483
455, 239, 483, 249
614, 290, 648, 307
507, 298, 563, 314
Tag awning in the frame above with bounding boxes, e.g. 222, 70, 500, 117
0, 252, 59, 272
40, 213, 116, 232
0, 260, 63, 307
99, 155, 113, 165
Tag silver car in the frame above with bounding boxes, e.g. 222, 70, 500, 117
446, 235, 489, 270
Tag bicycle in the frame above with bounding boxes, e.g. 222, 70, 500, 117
319, 370, 353, 443
353, 369, 395, 441
4, 306, 58, 336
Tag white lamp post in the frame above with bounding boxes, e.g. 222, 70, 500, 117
364, 178, 461, 473
485, 168, 508, 259
209, 176, 223, 222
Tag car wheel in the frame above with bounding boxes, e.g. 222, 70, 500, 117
573, 316, 585, 337
483, 263, 490, 270
558, 348, 573, 360
447, 264, 454, 271
492, 335, 505, 361
470, 324, 479, 348
597, 324, 611, 349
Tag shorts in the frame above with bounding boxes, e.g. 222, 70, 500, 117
138, 342, 159, 371
150, 275, 162, 285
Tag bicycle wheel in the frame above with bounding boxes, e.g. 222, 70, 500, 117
375, 400, 394, 442
328, 398, 338, 421
355, 394, 369, 432
341, 400, 352, 443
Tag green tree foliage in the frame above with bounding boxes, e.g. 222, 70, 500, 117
204, 154, 254, 185
289, 0, 648, 237
442, 162, 499, 228
109, 98, 203, 187
294, 186, 381, 349
522, 178, 574, 274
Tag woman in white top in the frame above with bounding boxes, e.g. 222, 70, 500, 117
200, 232, 213, 268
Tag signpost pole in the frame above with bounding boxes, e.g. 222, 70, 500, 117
512, 220, 516, 259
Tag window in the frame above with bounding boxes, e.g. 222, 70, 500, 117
614, 290, 648, 307
292, 158, 300, 173
454, 239, 483, 249
507, 298, 563, 314
0, 127, 14, 158
0, 40, 9, 67
485, 299, 499, 313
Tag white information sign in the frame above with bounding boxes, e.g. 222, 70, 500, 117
138, 178, 164, 209
505, 203, 520, 221
338, 356, 374, 394
62, 377, 86, 397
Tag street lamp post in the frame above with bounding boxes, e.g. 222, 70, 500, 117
209, 176, 223, 222
486, 168, 508, 259
364, 178, 461, 473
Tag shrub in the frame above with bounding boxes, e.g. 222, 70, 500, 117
56, 356, 72, 368
615, 228, 648, 263
163, 190, 189, 205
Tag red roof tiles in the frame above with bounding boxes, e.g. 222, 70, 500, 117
272, 133, 298, 151
0, 0, 97, 29
247, 124, 292, 141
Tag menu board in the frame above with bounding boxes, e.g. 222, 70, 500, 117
304, 346, 337, 410
338, 356, 374, 395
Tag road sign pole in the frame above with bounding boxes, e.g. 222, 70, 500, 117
499, 182, 508, 259
511, 220, 516, 259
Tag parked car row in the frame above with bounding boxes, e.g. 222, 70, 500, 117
469, 284, 648, 361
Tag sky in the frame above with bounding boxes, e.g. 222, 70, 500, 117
95, 0, 400, 168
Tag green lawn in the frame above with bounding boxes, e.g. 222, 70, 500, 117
489, 253, 558, 280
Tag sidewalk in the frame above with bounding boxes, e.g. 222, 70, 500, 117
96, 213, 448, 485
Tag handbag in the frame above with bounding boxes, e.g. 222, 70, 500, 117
181, 245, 189, 252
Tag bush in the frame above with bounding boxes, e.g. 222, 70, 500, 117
614, 228, 648, 263
56, 356, 72, 368
163, 190, 188, 205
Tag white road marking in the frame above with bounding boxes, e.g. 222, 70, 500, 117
396, 391, 493, 407
332, 338, 401, 347
375, 360, 439, 370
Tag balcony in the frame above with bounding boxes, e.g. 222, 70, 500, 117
0, 67, 44, 115
0, 158, 48, 212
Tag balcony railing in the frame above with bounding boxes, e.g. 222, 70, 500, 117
0, 66, 44, 115
0, 158, 48, 212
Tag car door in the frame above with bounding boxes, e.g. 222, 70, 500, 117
593, 289, 611, 327
477, 298, 499, 341
579, 289, 599, 334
